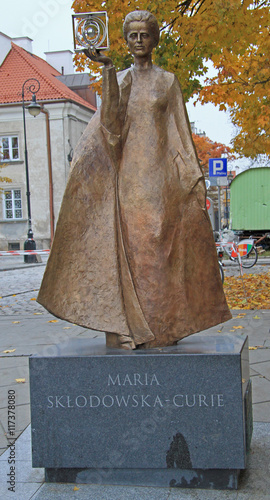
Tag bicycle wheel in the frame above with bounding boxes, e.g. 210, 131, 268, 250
219, 261, 224, 284
241, 247, 258, 268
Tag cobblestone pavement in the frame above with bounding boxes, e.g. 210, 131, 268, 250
223, 259, 270, 277
0, 257, 269, 316
0, 265, 45, 316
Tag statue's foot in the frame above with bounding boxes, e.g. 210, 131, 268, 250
106, 332, 135, 350
137, 339, 178, 349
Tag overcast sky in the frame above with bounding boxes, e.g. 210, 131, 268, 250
1, 0, 239, 156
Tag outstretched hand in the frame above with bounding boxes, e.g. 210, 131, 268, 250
83, 46, 113, 68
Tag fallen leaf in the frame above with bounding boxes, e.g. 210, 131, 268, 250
73, 486, 80, 491
253, 315, 261, 319
16, 378, 25, 383
249, 346, 258, 350
242, 379, 246, 383
63, 327, 71, 330
12, 321, 20, 324
48, 320, 59, 323
34, 312, 43, 315
224, 273, 270, 310
30, 298, 36, 301
12, 294, 16, 297
3, 349, 16, 354
232, 326, 244, 330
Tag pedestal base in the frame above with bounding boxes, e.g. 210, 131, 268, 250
29, 335, 252, 490
45, 467, 240, 490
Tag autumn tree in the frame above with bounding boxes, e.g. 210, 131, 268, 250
192, 133, 234, 176
198, 2, 270, 159
72, 0, 270, 159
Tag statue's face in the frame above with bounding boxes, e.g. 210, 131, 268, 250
126, 21, 155, 57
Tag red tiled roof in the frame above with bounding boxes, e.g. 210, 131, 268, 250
0, 43, 96, 111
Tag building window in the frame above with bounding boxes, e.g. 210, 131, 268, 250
8, 242, 20, 250
0, 136, 19, 161
4, 189, 22, 220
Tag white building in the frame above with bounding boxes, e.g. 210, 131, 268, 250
0, 33, 96, 250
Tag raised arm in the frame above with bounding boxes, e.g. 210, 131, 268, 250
84, 47, 120, 135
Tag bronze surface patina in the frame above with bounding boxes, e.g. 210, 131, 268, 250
38, 11, 231, 349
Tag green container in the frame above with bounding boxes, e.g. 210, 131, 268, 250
230, 167, 270, 231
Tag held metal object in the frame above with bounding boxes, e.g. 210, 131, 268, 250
72, 12, 109, 52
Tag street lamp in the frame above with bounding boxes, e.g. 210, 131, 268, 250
21, 78, 42, 263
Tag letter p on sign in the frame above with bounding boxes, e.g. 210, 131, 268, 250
209, 158, 227, 177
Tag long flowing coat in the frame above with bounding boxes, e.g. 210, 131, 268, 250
38, 64, 231, 348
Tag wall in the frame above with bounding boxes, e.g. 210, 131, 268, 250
230, 167, 270, 231
0, 101, 94, 250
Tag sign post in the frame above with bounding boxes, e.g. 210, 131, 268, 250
209, 158, 228, 231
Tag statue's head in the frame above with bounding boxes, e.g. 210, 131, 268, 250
123, 10, 160, 48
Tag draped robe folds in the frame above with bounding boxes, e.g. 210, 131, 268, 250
38, 64, 231, 349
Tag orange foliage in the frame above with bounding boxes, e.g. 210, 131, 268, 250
192, 133, 234, 175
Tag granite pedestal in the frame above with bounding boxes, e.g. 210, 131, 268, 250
29, 335, 252, 490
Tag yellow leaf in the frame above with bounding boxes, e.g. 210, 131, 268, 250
249, 346, 257, 350
16, 378, 26, 383
73, 486, 80, 491
253, 315, 261, 319
34, 312, 43, 315
3, 349, 16, 353
12, 321, 20, 324
48, 320, 59, 323
12, 294, 16, 297
30, 298, 36, 301
232, 326, 244, 329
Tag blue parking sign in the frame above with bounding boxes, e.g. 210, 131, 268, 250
209, 158, 227, 177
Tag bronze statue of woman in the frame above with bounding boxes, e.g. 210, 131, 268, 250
38, 11, 231, 349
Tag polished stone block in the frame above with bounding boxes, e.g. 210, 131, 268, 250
29, 335, 252, 489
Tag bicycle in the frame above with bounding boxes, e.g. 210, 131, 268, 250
216, 230, 258, 269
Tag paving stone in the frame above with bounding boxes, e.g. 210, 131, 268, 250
253, 402, 270, 422
0, 383, 30, 410
0, 482, 43, 500
249, 374, 270, 403
0, 429, 9, 456
0, 364, 29, 387
33, 484, 171, 500
0, 357, 28, 370
251, 361, 270, 381
249, 349, 270, 364
0, 404, 30, 434
0, 456, 44, 483
169, 489, 237, 499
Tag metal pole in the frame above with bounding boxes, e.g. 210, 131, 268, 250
218, 185, 221, 232
22, 88, 32, 237
21, 79, 41, 263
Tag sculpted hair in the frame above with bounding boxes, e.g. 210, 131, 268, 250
123, 10, 160, 47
